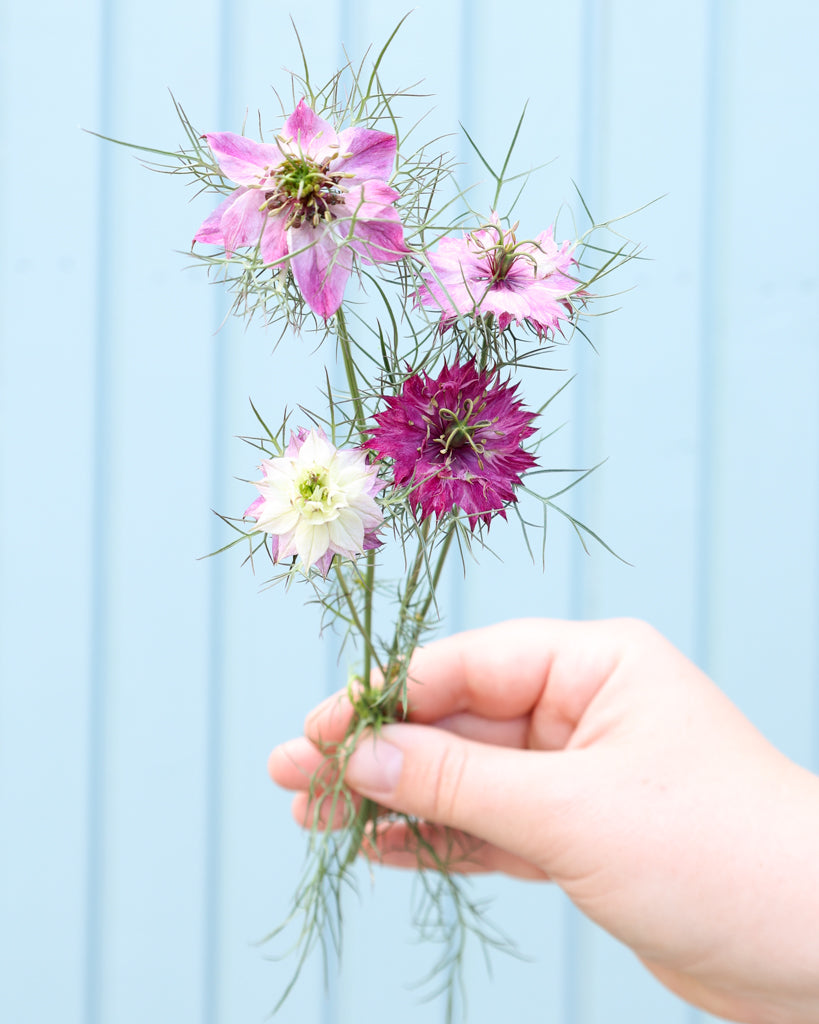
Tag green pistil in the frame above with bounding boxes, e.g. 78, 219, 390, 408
299, 470, 329, 504
438, 398, 492, 456
277, 156, 324, 200
491, 244, 518, 282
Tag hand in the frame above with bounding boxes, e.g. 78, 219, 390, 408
269, 618, 819, 1024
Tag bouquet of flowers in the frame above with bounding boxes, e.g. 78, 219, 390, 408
107, 18, 640, 1020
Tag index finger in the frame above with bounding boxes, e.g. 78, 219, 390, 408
306, 617, 623, 749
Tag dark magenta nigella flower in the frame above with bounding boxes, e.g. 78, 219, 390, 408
416, 212, 578, 337
368, 359, 537, 528
194, 99, 410, 319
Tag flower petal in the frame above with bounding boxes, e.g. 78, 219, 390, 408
194, 187, 270, 255
282, 99, 339, 159
295, 520, 330, 568
214, 189, 269, 255
337, 183, 410, 266
204, 132, 281, 185
335, 127, 397, 183
194, 190, 242, 246
259, 211, 289, 265
288, 223, 353, 319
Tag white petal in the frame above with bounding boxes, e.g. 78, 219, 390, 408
295, 520, 330, 568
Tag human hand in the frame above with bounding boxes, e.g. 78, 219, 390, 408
269, 619, 819, 1023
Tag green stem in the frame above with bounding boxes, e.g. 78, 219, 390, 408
417, 522, 456, 623
334, 563, 385, 681
336, 308, 368, 443
335, 306, 376, 691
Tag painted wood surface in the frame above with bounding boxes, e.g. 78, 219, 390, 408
1, 1, 817, 1023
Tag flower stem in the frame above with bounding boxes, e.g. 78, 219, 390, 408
335, 306, 376, 692
417, 521, 456, 622
336, 307, 368, 443
333, 563, 385, 680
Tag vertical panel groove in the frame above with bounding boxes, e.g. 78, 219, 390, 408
203, 5, 235, 1023
85, 1, 116, 1021
565, 6, 607, 1022
693, 9, 728, 1024
694, 0, 729, 686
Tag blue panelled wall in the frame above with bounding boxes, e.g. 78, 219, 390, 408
1, 1, 817, 1023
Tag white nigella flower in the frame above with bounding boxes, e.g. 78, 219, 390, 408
245, 428, 384, 574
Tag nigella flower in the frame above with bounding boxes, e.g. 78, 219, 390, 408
245, 428, 384, 575
368, 359, 537, 528
194, 99, 410, 318
416, 212, 578, 338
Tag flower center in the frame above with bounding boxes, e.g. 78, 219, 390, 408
295, 467, 342, 521
277, 155, 325, 200
472, 221, 537, 286
260, 153, 348, 230
488, 243, 518, 283
438, 398, 492, 456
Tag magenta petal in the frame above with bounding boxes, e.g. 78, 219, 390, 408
282, 99, 338, 156
335, 127, 397, 183
289, 224, 353, 319
205, 132, 281, 185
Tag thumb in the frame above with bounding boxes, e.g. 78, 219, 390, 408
345, 722, 581, 866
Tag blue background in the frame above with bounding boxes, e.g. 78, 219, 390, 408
1, 1, 817, 1022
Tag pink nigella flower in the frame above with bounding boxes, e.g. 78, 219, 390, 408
245, 428, 384, 575
194, 99, 410, 318
368, 359, 537, 528
416, 213, 578, 337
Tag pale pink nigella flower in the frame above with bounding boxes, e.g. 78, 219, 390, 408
245, 428, 384, 575
367, 358, 537, 528
416, 213, 578, 337
194, 99, 410, 318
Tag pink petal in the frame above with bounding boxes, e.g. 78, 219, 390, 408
194, 190, 241, 245
214, 189, 268, 255
204, 132, 281, 185
282, 99, 338, 158
335, 127, 397, 183
337, 183, 409, 265
259, 210, 289, 264
244, 495, 264, 519
288, 223, 353, 319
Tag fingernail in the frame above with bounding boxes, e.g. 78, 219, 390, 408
346, 736, 403, 796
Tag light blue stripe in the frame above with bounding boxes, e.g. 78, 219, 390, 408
84, 1, 116, 1021
564, 6, 606, 1022
692, 8, 730, 1024
693, 0, 728, 689
202, 5, 236, 1023
316, 11, 354, 1024
569, 0, 607, 625
445, 0, 477, 645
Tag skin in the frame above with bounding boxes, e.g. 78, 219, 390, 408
269, 618, 819, 1024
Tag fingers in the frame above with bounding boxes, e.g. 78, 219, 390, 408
303, 618, 629, 753
361, 819, 549, 879
343, 722, 585, 870
291, 788, 360, 830
400, 619, 625, 738
304, 689, 358, 747
284, 791, 549, 879
268, 736, 328, 791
